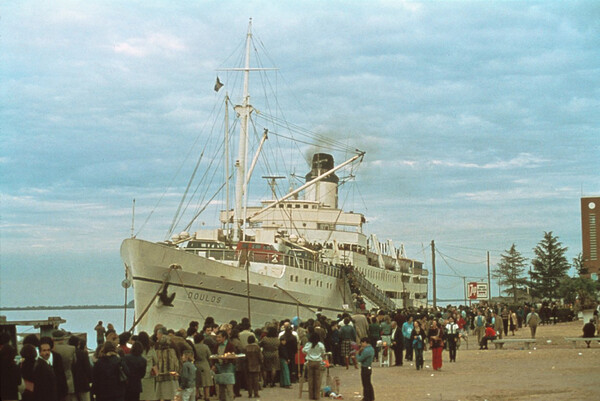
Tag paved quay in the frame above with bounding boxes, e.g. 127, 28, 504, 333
240, 320, 599, 401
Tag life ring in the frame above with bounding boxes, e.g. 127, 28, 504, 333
271, 254, 279, 264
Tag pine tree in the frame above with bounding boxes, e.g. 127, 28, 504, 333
529, 231, 570, 299
572, 252, 587, 276
493, 244, 528, 302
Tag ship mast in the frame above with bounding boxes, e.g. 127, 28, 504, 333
233, 19, 254, 241
224, 93, 231, 240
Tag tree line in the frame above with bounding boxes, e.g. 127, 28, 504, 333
493, 231, 599, 307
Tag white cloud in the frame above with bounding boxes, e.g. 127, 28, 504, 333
114, 33, 186, 57
430, 153, 548, 170
454, 186, 574, 202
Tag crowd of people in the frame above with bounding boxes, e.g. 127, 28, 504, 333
1, 301, 598, 401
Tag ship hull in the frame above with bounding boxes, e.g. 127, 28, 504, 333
120, 238, 352, 332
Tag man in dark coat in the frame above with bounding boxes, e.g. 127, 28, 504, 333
582, 319, 596, 348
38, 337, 68, 401
34, 340, 59, 401
390, 321, 403, 366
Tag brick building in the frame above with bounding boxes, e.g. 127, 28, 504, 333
581, 196, 600, 280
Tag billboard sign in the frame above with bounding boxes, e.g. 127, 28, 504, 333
468, 282, 488, 300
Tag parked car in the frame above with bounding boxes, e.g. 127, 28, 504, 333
235, 241, 282, 264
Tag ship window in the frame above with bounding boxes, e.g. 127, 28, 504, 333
309, 279, 312, 285
287, 204, 292, 208
295, 276, 299, 282
304, 278, 307, 284
304, 205, 309, 209
312, 205, 317, 209
295, 204, 301, 208
279, 204, 284, 208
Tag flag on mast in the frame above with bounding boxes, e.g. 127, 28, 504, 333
214, 76, 224, 92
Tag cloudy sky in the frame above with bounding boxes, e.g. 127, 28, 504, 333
2, 1, 599, 307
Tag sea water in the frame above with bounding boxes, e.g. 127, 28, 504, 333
1, 308, 135, 346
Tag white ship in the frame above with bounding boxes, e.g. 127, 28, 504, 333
120, 20, 428, 333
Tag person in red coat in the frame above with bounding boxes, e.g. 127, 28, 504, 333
480, 324, 497, 350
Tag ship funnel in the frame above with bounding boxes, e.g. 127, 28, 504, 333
304, 153, 339, 208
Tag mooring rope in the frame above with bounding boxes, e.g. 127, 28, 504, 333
173, 268, 206, 321
127, 263, 181, 333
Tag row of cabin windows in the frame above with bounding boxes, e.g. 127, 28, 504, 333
289, 274, 332, 289
278, 204, 318, 209
291, 261, 341, 279
358, 267, 426, 286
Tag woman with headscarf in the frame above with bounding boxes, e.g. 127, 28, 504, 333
154, 331, 180, 401
258, 326, 279, 388
192, 333, 212, 401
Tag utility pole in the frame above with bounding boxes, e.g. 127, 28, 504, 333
463, 276, 467, 306
431, 240, 436, 309
487, 251, 491, 301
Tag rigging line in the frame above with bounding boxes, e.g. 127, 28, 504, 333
264, 129, 355, 153
256, 111, 353, 149
260, 116, 355, 152
138, 90, 225, 238
169, 123, 224, 237
182, 136, 226, 221
178, 141, 222, 230
253, 34, 314, 145
253, 36, 355, 156
171, 96, 232, 235
167, 149, 205, 239
435, 248, 487, 265
181, 159, 229, 233
252, 47, 353, 163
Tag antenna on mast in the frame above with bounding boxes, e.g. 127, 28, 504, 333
262, 176, 285, 200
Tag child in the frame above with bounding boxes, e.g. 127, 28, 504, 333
179, 350, 197, 401
245, 335, 263, 398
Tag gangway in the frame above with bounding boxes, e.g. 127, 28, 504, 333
342, 267, 396, 311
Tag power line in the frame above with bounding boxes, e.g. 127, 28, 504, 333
436, 248, 465, 278
436, 247, 487, 265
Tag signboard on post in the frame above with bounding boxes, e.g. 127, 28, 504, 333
468, 282, 488, 300
468, 282, 478, 300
